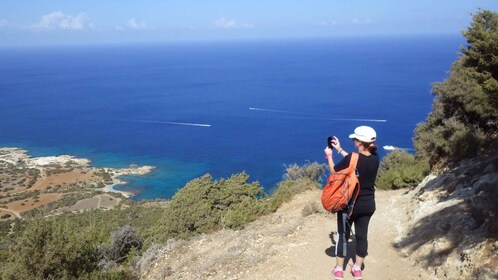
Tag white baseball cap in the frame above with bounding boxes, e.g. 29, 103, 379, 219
349, 126, 377, 143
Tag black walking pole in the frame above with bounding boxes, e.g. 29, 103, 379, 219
342, 211, 348, 258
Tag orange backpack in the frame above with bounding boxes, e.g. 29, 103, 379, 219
321, 152, 360, 215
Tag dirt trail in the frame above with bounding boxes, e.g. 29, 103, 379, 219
144, 189, 430, 280
244, 189, 427, 280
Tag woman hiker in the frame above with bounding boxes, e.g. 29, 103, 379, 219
324, 126, 380, 280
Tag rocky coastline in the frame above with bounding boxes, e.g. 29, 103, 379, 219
0, 147, 154, 220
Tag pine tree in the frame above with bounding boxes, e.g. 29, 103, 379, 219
414, 9, 498, 167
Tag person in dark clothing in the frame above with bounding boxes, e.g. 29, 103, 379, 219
324, 126, 380, 280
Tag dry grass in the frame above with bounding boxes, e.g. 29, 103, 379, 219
31, 170, 95, 190
7, 193, 63, 213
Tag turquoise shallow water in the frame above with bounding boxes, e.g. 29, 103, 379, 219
1, 142, 205, 200
0, 36, 463, 199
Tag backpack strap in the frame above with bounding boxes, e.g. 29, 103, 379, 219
347, 152, 360, 217
349, 152, 359, 169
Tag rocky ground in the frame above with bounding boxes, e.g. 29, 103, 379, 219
395, 152, 498, 280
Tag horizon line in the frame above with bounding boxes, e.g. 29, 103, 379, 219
0, 32, 464, 49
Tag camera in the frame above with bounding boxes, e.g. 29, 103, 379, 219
327, 136, 334, 149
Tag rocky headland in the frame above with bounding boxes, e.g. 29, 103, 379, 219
0, 147, 154, 221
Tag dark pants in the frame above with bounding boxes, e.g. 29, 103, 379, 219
335, 199, 375, 258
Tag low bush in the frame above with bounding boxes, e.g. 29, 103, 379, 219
376, 150, 429, 190
3, 218, 99, 279
163, 172, 265, 239
302, 202, 322, 217
1, 214, 11, 219
131, 243, 166, 275
223, 197, 268, 229
98, 225, 142, 268
268, 178, 320, 212
283, 161, 325, 182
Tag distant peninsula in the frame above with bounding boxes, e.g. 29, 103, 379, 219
0, 147, 154, 221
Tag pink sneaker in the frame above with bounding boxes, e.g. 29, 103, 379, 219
350, 266, 362, 280
332, 267, 344, 280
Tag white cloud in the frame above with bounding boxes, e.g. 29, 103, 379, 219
30, 11, 93, 31
316, 20, 339, 27
352, 18, 373, 25
214, 17, 254, 29
126, 18, 150, 30
113, 18, 153, 31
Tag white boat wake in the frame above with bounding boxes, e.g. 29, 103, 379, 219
114, 119, 211, 127
383, 145, 414, 151
249, 107, 387, 123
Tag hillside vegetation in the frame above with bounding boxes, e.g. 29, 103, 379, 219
393, 9, 498, 279
377, 9, 497, 192
0, 163, 324, 279
376, 150, 429, 190
414, 10, 498, 168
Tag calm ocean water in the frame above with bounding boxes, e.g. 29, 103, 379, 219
0, 36, 462, 199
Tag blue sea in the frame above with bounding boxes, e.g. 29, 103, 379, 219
0, 35, 462, 199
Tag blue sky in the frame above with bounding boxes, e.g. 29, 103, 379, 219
0, 0, 497, 46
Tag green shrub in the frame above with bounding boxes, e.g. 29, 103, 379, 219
3, 218, 99, 279
83, 268, 130, 280
223, 197, 267, 230
283, 161, 325, 182
2, 208, 161, 278
268, 179, 320, 212
163, 172, 266, 239
414, 10, 498, 167
376, 150, 429, 190
98, 225, 142, 268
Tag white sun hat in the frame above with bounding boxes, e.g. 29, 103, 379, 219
349, 126, 377, 143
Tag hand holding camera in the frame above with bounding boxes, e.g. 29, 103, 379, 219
327, 136, 342, 153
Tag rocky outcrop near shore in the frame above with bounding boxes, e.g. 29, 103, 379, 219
0, 148, 154, 219
395, 152, 498, 280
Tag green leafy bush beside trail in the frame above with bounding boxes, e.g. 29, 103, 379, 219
1, 203, 170, 279
2, 218, 127, 279
414, 9, 498, 168
376, 150, 429, 190
163, 168, 322, 238
162, 172, 267, 239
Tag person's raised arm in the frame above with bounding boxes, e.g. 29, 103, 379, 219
331, 136, 348, 157
324, 147, 335, 173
